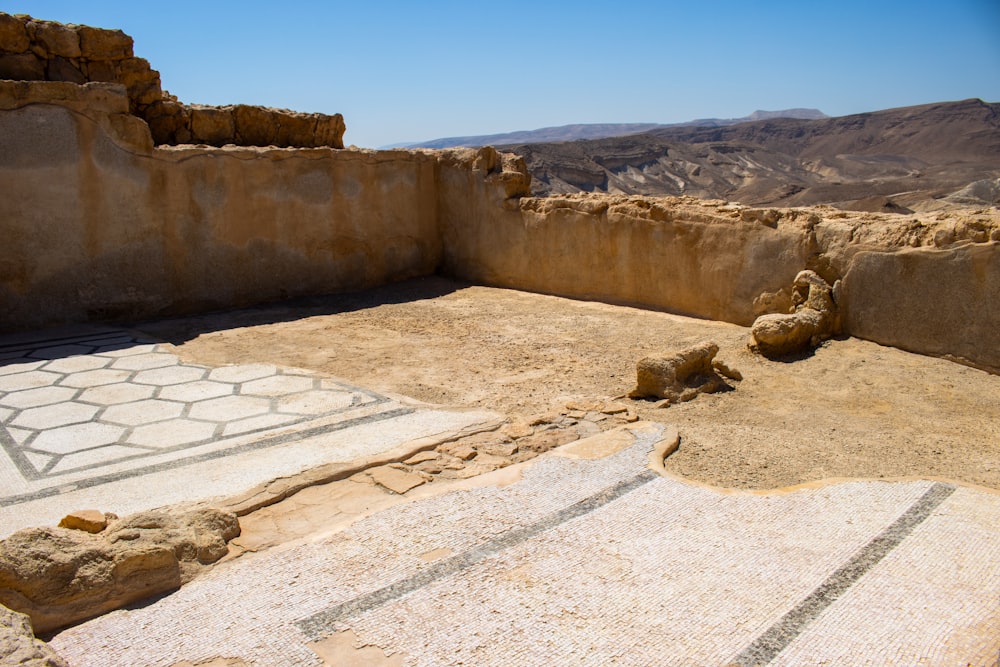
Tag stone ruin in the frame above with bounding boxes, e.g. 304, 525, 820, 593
750, 270, 839, 358
0, 13, 344, 147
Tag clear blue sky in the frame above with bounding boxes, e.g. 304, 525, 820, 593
8, 1, 1000, 147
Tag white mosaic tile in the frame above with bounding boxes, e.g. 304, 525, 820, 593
110, 353, 178, 371
31, 422, 127, 455
11, 401, 99, 430
58, 369, 134, 388
132, 365, 207, 386
275, 390, 355, 415
100, 399, 186, 426
0, 385, 78, 409
48, 445, 149, 475
126, 419, 218, 448
208, 364, 278, 383
187, 395, 271, 422
0, 370, 63, 392
158, 380, 233, 402
241, 375, 317, 397
39, 355, 110, 374
78, 382, 156, 405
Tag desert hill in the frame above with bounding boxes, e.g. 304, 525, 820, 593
502, 99, 1000, 212
394, 109, 827, 149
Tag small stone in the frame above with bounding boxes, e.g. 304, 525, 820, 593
368, 466, 426, 495
517, 429, 579, 453
404, 451, 440, 465
600, 401, 629, 414
501, 421, 534, 439
438, 442, 477, 461
481, 442, 518, 457
565, 399, 602, 412
58, 510, 108, 533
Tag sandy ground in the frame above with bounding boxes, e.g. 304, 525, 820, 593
139, 277, 1000, 492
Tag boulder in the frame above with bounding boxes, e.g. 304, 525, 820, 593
0, 605, 68, 667
0, 507, 240, 634
750, 270, 838, 358
628, 342, 735, 402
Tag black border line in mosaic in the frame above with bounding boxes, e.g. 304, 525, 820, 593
296, 469, 660, 640
729, 481, 957, 667
0, 406, 416, 507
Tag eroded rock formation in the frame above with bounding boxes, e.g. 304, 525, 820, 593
629, 342, 740, 402
0, 13, 344, 147
750, 270, 839, 358
0, 507, 240, 634
0, 605, 67, 667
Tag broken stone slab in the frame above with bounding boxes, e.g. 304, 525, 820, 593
438, 442, 477, 461
628, 342, 736, 402
57, 510, 113, 534
368, 466, 426, 495
0, 507, 239, 634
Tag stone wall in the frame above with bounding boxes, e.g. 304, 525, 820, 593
0, 81, 436, 327
2, 77, 999, 374
0, 13, 344, 148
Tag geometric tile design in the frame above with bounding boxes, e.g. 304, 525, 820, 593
0, 330, 391, 486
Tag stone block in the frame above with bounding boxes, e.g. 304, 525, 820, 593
0, 13, 31, 53
83, 59, 117, 82
234, 104, 278, 146
0, 52, 44, 80
314, 112, 346, 148
190, 106, 235, 145
26, 20, 80, 58
45, 56, 85, 84
76, 25, 132, 60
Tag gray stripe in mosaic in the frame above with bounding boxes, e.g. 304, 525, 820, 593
730, 481, 957, 666
296, 468, 660, 640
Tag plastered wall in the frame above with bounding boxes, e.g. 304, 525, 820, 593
2, 80, 998, 374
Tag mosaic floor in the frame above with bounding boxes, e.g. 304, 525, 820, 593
0, 327, 495, 533
49, 426, 1000, 666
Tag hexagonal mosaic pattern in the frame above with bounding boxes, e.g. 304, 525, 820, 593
0, 329, 392, 488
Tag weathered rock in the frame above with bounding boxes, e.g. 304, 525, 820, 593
0, 52, 44, 80
751, 270, 838, 358
629, 342, 733, 401
57, 510, 109, 534
190, 106, 235, 145
516, 429, 579, 453
0, 14, 30, 53
76, 25, 132, 60
0, 605, 68, 667
438, 441, 477, 461
0, 507, 240, 634
26, 20, 80, 58
45, 56, 85, 84
369, 466, 426, 495
750, 309, 825, 356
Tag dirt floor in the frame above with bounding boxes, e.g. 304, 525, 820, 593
139, 277, 1000, 492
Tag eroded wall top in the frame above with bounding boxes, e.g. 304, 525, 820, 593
0, 13, 344, 148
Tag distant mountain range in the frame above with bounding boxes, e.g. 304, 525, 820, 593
386, 109, 829, 149
501, 99, 1000, 212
